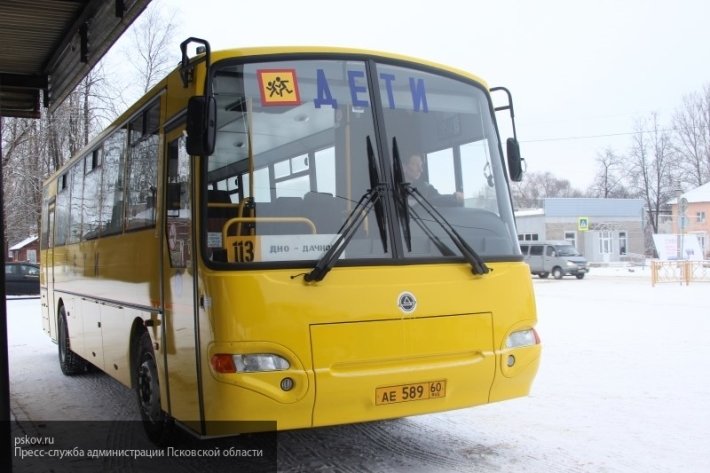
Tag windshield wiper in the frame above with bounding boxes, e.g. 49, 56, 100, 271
391, 138, 488, 275
304, 137, 387, 282
368, 136, 388, 253
404, 205, 457, 257
404, 186, 489, 275
391, 138, 412, 250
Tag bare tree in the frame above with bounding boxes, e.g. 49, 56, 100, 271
89, 61, 127, 128
512, 171, 584, 209
672, 85, 710, 187
2, 117, 45, 244
2, 67, 106, 246
625, 113, 677, 234
121, 3, 178, 100
44, 79, 97, 171
3, 1, 179, 251
587, 147, 630, 198
1, 117, 32, 169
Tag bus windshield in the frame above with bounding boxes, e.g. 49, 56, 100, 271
204, 57, 519, 266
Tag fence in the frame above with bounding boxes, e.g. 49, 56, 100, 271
650, 260, 710, 286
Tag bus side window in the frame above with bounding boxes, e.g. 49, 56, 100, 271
126, 101, 159, 231
101, 128, 127, 236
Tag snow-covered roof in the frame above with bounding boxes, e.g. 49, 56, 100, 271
544, 198, 644, 217
514, 208, 545, 217
672, 181, 710, 204
9, 235, 38, 251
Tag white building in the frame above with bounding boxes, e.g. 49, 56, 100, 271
515, 198, 645, 263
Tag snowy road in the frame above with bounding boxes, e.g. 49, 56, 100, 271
7, 268, 710, 472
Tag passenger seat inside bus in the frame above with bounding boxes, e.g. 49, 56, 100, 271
207, 190, 236, 232
254, 197, 308, 234
303, 191, 346, 234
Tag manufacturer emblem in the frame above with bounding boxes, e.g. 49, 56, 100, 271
397, 292, 417, 314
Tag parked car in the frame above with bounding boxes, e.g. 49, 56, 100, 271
5, 262, 40, 295
519, 241, 589, 279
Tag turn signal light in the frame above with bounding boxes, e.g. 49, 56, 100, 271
210, 354, 237, 373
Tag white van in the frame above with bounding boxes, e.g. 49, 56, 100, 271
519, 240, 589, 279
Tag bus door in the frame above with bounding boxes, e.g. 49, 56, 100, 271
42, 202, 56, 337
162, 124, 201, 429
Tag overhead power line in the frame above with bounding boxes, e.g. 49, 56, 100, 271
521, 125, 705, 144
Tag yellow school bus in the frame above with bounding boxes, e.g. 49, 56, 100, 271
39, 37, 540, 443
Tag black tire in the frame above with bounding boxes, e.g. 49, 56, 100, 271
538, 272, 549, 279
552, 267, 564, 279
58, 305, 88, 375
135, 331, 175, 445
576, 273, 585, 279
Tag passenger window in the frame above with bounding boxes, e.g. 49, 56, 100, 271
126, 101, 160, 231
101, 128, 127, 235
55, 172, 70, 246
67, 162, 83, 244
529, 245, 543, 256
546, 246, 555, 257
82, 149, 102, 240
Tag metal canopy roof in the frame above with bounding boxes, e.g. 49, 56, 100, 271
0, 1, 153, 433
0, 0, 151, 118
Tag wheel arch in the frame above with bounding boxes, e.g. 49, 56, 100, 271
56, 297, 66, 318
54, 297, 67, 343
129, 318, 149, 389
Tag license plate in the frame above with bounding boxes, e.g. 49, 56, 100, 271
375, 380, 447, 405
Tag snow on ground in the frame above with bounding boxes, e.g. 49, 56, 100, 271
6, 267, 710, 472
480, 273, 710, 472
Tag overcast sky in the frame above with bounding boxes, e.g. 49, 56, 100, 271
126, 0, 710, 190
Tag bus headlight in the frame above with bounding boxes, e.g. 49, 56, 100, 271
234, 354, 290, 372
210, 353, 290, 373
505, 328, 540, 348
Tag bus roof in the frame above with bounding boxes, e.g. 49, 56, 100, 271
44, 44, 491, 185
208, 45, 489, 87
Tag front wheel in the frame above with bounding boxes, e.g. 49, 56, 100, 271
135, 331, 175, 445
58, 306, 89, 375
576, 273, 586, 279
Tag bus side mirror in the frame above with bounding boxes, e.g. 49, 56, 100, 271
506, 138, 524, 182
186, 95, 216, 155
490, 87, 525, 182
